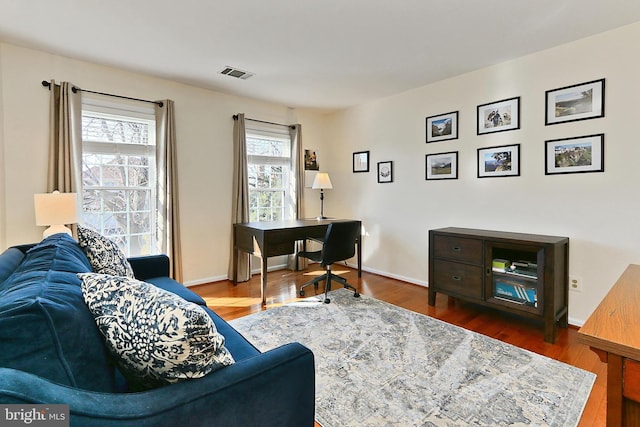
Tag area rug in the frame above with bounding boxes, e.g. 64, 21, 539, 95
229, 289, 595, 427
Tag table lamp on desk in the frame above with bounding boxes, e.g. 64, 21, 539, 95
312, 172, 332, 220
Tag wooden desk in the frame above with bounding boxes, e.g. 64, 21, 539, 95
232, 219, 362, 305
578, 264, 640, 427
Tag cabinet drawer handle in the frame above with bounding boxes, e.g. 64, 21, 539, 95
452, 275, 462, 281
452, 246, 461, 252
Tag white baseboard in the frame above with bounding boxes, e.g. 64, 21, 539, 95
184, 263, 289, 288
567, 317, 584, 328
183, 275, 227, 287
185, 264, 583, 328
343, 261, 428, 287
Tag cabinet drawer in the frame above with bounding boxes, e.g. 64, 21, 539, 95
433, 235, 483, 264
432, 259, 483, 300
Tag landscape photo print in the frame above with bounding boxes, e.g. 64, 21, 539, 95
426, 111, 458, 143
545, 134, 604, 175
545, 78, 605, 125
426, 151, 458, 180
477, 144, 520, 178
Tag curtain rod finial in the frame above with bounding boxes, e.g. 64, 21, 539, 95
41, 80, 50, 88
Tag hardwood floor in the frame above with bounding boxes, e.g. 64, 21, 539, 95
191, 266, 607, 426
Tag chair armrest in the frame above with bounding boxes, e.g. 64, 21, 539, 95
0, 342, 315, 427
128, 255, 170, 280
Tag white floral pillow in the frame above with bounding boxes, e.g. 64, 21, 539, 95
79, 273, 235, 390
77, 225, 135, 278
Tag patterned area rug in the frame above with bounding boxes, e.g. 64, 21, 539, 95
229, 289, 595, 427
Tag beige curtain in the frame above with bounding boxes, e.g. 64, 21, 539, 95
287, 124, 308, 270
155, 100, 183, 282
47, 81, 82, 193
47, 81, 82, 236
228, 113, 251, 282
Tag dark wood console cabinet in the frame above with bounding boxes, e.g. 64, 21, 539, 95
428, 227, 569, 343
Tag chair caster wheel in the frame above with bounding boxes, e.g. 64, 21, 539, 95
324, 298, 331, 304
354, 292, 360, 298
299, 290, 305, 297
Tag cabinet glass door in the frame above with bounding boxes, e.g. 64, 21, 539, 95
485, 242, 543, 315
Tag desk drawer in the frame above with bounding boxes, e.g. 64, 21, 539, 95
432, 259, 483, 300
266, 242, 295, 257
433, 235, 483, 264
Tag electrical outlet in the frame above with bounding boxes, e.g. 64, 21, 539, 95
569, 276, 582, 292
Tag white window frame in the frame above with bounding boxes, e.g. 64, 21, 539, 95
81, 95, 158, 256
246, 124, 295, 222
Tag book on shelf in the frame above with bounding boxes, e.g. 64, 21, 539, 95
512, 260, 537, 269
493, 268, 537, 280
492, 258, 537, 278
494, 280, 537, 306
510, 268, 537, 278
492, 258, 511, 272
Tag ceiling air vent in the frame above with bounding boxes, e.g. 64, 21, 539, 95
220, 66, 254, 80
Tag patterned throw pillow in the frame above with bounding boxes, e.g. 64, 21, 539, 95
79, 273, 235, 390
77, 225, 135, 278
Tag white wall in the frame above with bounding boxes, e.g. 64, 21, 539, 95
324, 21, 640, 325
2, 21, 640, 325
0, 43, 328, 284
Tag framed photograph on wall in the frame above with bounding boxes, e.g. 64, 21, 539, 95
353, 151, 370, 173
545, 134, 604, 175
377, 161, 393, 183
304, 148, 320, 187
477, 144, 520, 178
426, 111, 458, 143
477, 97, 520, 135
304, 149, 319, 171
426, 151, 458, 180
545, 78, 605, 125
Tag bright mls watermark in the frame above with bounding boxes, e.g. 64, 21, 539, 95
0, 405, 69, 426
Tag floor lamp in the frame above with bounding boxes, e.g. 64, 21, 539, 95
312, 172, 333, 220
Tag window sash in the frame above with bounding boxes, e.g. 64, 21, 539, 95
81, 95, 158, 256
246, 128, 294, 223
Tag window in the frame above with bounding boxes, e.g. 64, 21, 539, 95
246, 124, 295, 222
81, 96, 158, 256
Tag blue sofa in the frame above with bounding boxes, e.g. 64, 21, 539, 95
0, 235, 315, 426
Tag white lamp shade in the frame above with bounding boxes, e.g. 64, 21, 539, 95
312, 172, 333, 190
34, 191, 78, 227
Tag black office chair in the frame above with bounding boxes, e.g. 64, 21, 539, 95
297, 220, 361, 304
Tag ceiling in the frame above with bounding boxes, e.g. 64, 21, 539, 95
1, 1, 640, 112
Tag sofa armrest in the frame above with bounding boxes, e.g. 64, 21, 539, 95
0, 342, 315, 427
128, 254, 170, 280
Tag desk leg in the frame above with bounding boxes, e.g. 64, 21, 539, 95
260, 255, 268, 306
297, 239, 307, 271
357, 236, 362, 277
232, 247, 238, 284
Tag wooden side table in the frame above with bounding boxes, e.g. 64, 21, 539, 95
578, 264, 640, 427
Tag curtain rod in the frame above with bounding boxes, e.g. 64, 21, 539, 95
233, 114, 295, 130
41, 80, 164, 107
